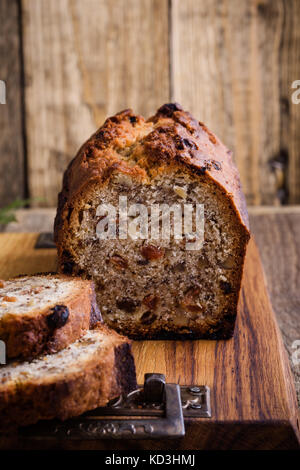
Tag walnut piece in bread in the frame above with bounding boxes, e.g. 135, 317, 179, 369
54, 103, 250, 339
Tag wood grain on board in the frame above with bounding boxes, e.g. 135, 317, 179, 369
171, 0, 300, 205
21, 0, 170, 206
249, 207, 300, 407
0, 0, 25, 207
0, 233, 298, 449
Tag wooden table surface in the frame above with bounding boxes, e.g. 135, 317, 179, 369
2, 206, 300, 407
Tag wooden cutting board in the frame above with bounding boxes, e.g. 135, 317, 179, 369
0, 233, 299, 450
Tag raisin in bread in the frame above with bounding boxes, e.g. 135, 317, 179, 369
0, 274, 101, 360
0, 324, 137, 431
54, 103, 250, 339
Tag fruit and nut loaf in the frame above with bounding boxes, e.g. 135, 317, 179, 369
54, 103, 250, 339
0, 274, 102, 360
0, 324, 137, 430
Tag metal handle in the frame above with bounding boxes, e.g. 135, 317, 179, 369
21, 374, 211, 440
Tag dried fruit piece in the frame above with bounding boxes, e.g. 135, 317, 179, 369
129, 116, 137, 124
2, 296, 17, 302
183, 138, 197, 149
0, 280, 5, 288
185, 304, 203, 313
96, 280, 105, 291
174, 262, 185, 272
110, 254, 128, 270
47, 305, 69, 329
220, 281, 233, 294
33, 287, 44, 294
141, 245, 165, 261
140, 311, 157, 325
116, 298, 140, 313
158, 103, 182, 117
142, 294, 159, 310
137, 259, 149, 266
181, 286, 203, 313
198, 255, 210, 268
62, 261, 74, 275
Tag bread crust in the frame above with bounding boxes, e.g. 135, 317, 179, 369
54, 104, 250, 339
54, 103, 249, 242
0, 325, 137, 432
0, 274, 102, 360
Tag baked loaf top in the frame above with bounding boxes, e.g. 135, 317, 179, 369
0, 274, 102, 360
0, 324, 137, 430
55, 102, 249, 239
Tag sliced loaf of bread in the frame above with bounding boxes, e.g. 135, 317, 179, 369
0, 274, 102, 360
0, 324, 137, 431
54, 103, 250, 339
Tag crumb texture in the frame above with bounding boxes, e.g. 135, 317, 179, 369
0, 276, 75, 317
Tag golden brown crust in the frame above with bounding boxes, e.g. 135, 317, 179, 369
0, 325, 137, 432
0, 274, 102, 360
54, 103, 249, 246
146, 103, 249, 230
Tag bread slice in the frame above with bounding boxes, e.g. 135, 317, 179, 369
0, 324, 137, 431
54, 103, 250, 339
0, 274, 102, 360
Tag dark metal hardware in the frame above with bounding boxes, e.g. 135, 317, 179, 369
143, 373, 166, 403
21, 374, 211, 440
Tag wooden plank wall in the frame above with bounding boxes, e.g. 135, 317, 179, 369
22, 0, 170, 206
0, 0, 299, 207
0, 0, 25, 206
171, 0, 300, 205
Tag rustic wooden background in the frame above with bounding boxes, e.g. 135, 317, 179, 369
1, 0, 300, 208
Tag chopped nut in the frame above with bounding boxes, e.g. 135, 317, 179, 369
219, 255, 235, 270
174, 186, 187, 199
110, 254, 128, 270
114, 174, 133, 187
185, 304, 203, 313
141, 244, 165, 261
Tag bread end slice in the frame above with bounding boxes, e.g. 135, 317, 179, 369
0, 325, 137, 431
0, 274, 102, 360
